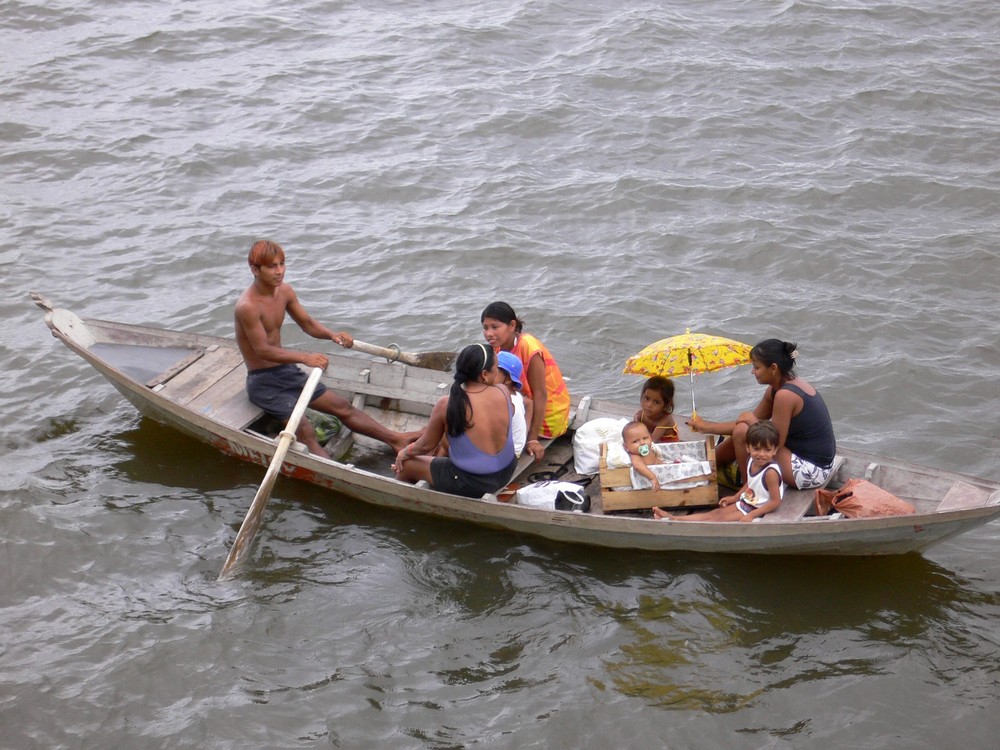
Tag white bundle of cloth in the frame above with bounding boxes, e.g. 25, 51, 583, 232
572, 418, 630, 474
629, 457, 712, 491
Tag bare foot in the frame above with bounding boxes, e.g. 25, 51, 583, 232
305, 439, 331, 459
652, 507, 673, 520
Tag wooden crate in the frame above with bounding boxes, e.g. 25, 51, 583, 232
599, 438, 718, 512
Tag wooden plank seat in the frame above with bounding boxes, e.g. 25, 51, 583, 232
143, 345, 262, 431
154, 344, 244, 402
757, 487, 817, 522
760, 455, 845, 522
936, 481, 995, 512
186, 366, 263, 431
322, 358, 449, 415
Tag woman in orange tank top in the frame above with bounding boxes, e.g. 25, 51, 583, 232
481, 301, 570, 461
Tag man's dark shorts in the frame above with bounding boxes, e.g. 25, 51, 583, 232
429, 456, 517, 499
246, 364, 328, 419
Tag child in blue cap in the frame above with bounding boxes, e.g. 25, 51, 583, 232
497, 350, 532, 457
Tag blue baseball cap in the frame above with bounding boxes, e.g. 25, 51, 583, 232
496, 351, 523, 390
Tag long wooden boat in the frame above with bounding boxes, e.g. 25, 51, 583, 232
33, 293, 1000, 556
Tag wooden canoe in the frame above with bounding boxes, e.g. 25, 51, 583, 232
33, 293, 1000, 557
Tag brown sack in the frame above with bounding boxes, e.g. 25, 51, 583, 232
814, 478, 915, 518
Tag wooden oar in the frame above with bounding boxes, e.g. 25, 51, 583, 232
218, 367, 323, 580
349, 339, 456, 371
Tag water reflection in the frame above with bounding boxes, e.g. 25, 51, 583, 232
592, 554, 993, 712
112, 417, 262, 492
84, 420, 1000, 737
259, 483, 1000, 716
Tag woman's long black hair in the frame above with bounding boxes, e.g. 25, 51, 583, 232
447, 343, 495, 437
750, 338, 798, 379
480, 301, 524, 334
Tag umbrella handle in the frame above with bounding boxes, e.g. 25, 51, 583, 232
689, 369, 697, 420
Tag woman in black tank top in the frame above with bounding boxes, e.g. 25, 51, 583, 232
686, 339, 836, 489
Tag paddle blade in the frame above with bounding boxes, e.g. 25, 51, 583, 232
409, 350, 457, 371
218, 367, 323, 580
218, 466, 283, 579
349, 340, 457, 371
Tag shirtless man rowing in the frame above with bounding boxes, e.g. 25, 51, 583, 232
235, 239, 419, 457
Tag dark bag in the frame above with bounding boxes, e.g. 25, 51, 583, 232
814, 478, 915, 518
555, 488, 591, 513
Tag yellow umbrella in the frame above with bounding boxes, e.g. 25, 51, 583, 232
623, 329, 752, 417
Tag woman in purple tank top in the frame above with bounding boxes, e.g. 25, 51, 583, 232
686, 339, 837, 490
393, 343, 517, 498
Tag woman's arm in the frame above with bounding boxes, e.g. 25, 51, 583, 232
524, 352, 547, 459
687, 388, 773, 435
768, 389, 800, 449
752, 388, 776, 421
524, 352, 547, 438
523, 395, 535, 437
686, 415, 736, 435
395, 397, 447, 467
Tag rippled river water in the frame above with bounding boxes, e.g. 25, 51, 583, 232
3, 1, 1000, 747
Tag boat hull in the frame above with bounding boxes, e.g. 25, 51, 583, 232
35, 295, 1000, 557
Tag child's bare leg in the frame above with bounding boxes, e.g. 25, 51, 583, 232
671, 506, 743, 522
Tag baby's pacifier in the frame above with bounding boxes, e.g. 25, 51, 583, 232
638, 445, 650, 457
